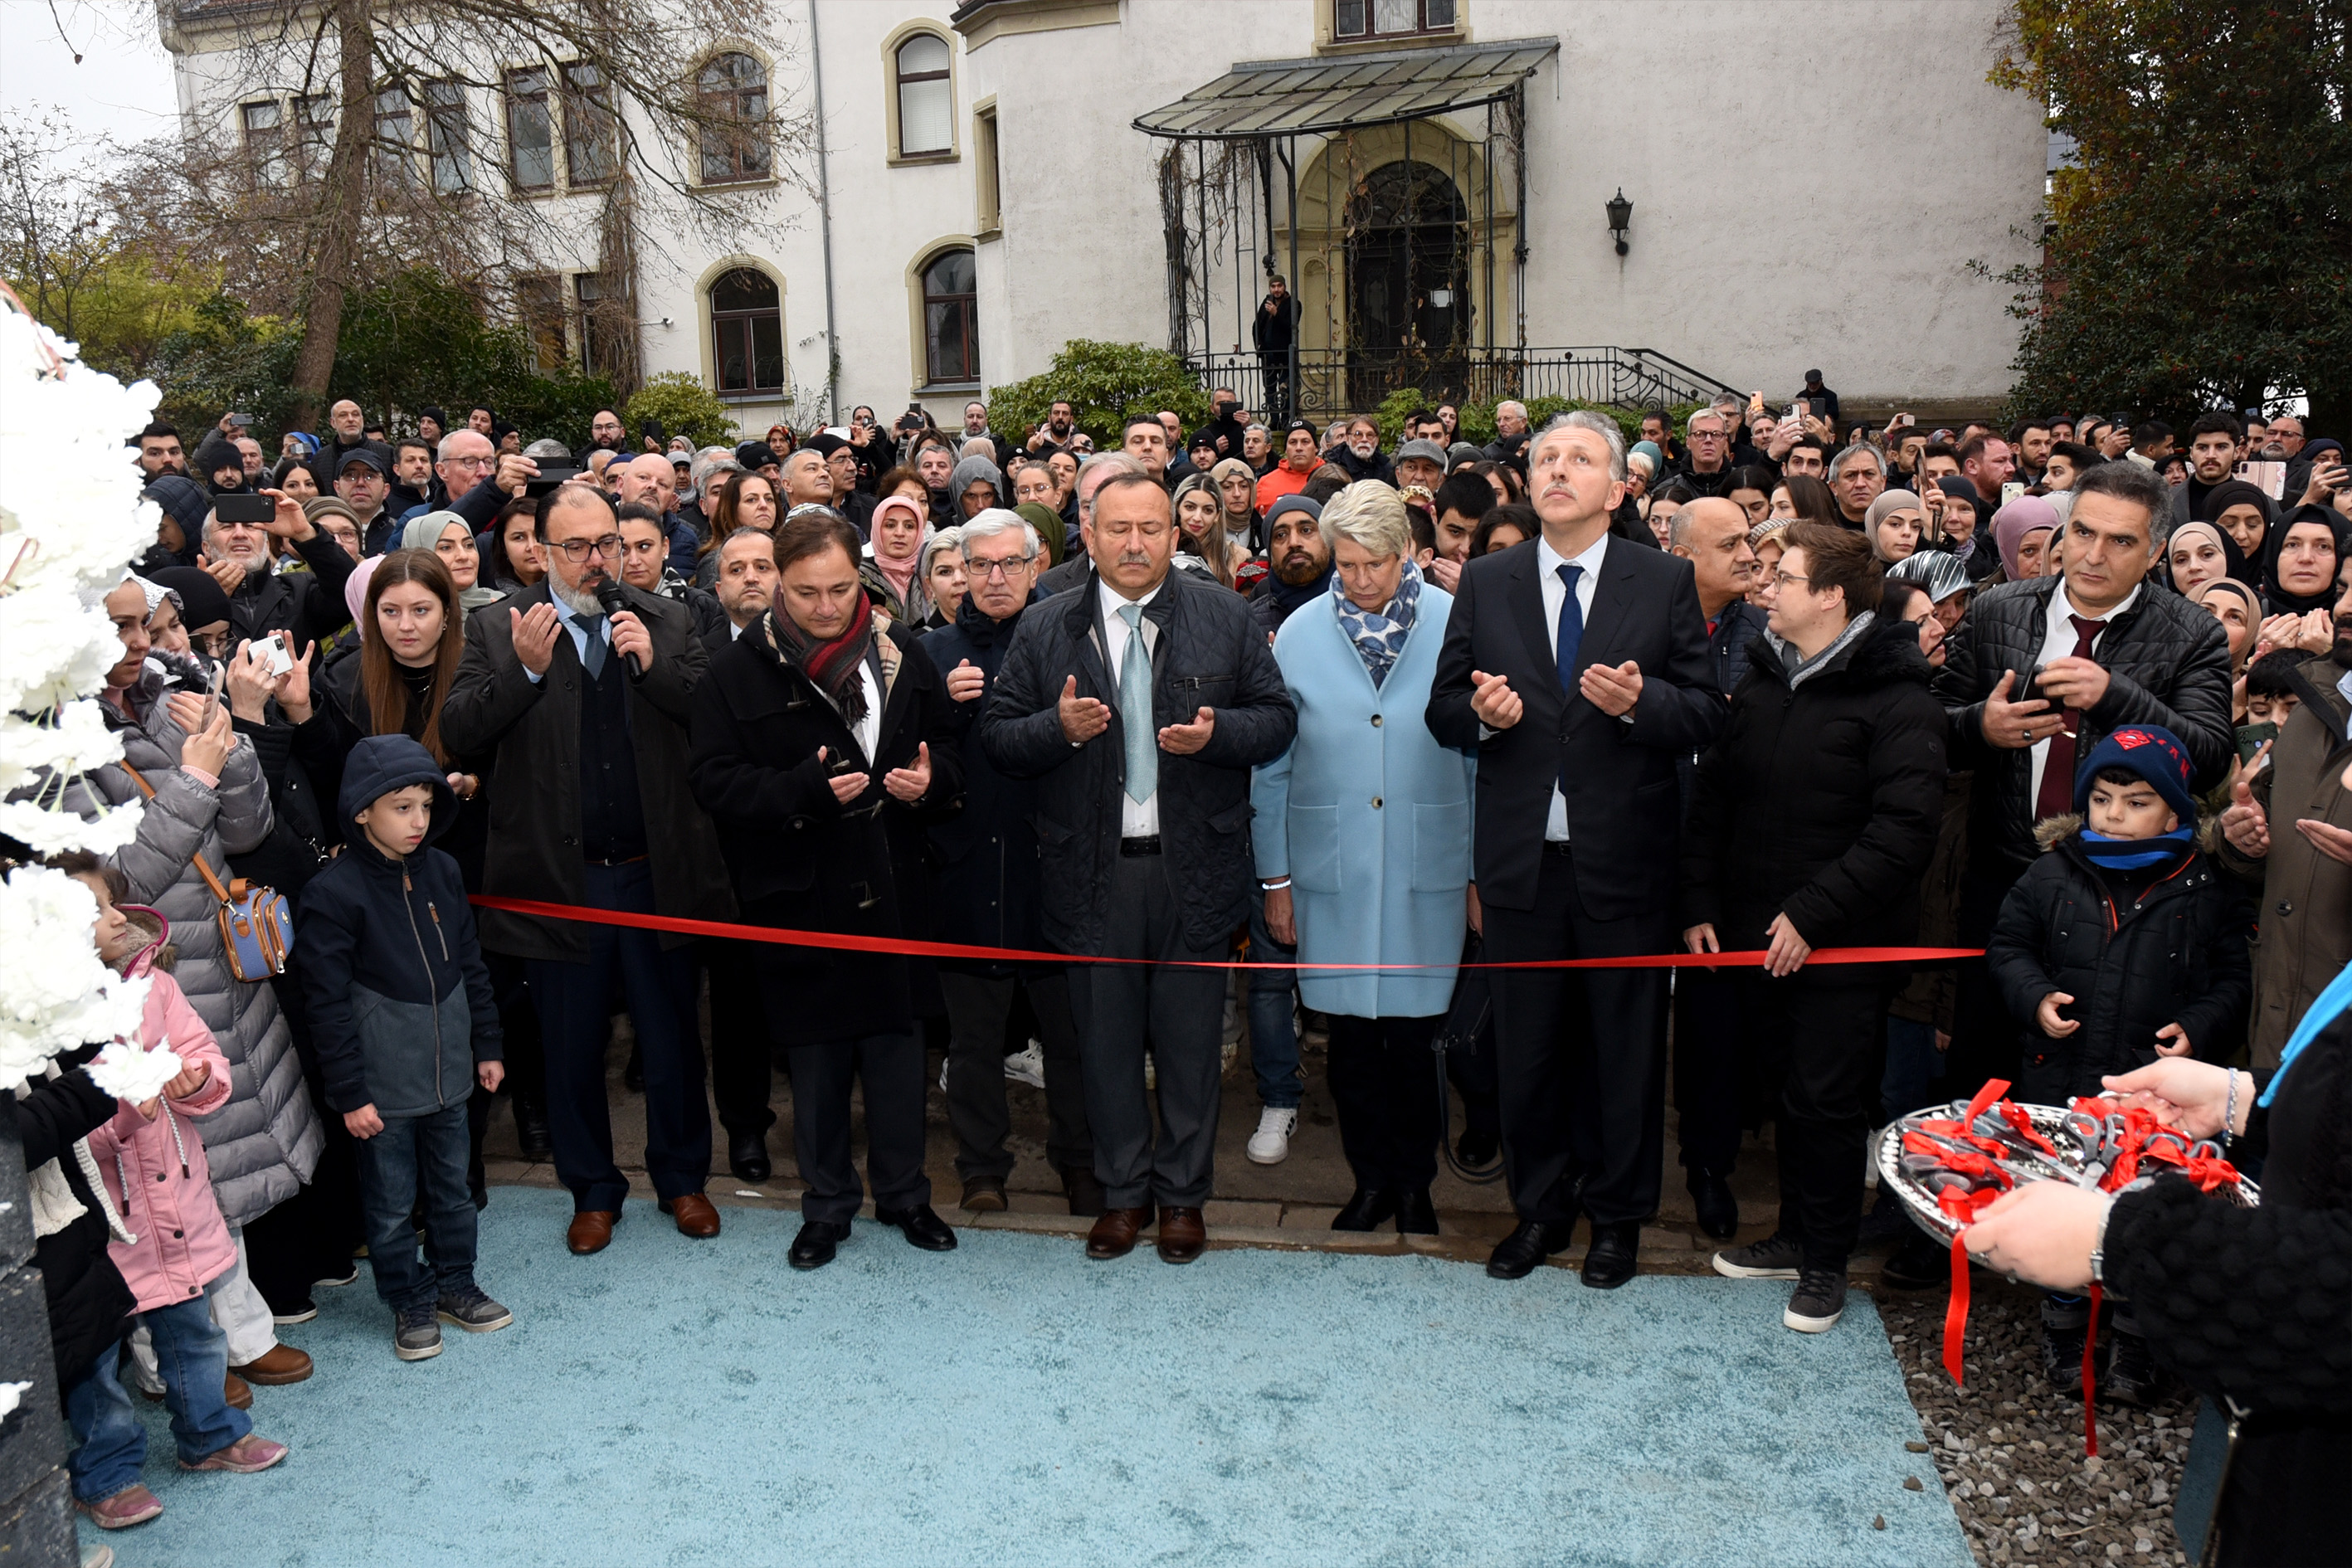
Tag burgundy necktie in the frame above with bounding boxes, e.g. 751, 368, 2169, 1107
2033, 614, 2102, 821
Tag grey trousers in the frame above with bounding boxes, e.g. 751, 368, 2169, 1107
1065, 851, 1230, 1209
942, 969, 1091, 1183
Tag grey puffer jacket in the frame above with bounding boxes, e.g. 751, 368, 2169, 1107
78, 672, 322, 1225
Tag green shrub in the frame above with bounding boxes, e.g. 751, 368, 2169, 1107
626, 372, 738, 451
988, 340, 1211, 447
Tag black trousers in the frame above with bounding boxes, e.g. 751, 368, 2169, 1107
1482, 845, 1670, 1228
1326, 1014, 1442, 1191
1946, 864, 2026, 1102
706, 938, 775, 1137
523, 859, 710, 1210
1736, 965, 1897, 1272
1260, 353, 1293, 425
1673, 966, 1746, 1177
942, 968, 1089, 1183
1065, 850, 1228, 1210
245, 960, 363, 1309
782, 1033, 930, 1224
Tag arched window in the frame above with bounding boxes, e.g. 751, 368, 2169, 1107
894, 33, 952, 157
698, 52, 770, 184
711, 268, 784, 393
920, 250, 977, 386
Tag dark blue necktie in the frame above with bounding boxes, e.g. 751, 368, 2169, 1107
1554, 563, 1583, 692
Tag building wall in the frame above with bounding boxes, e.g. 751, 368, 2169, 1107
159, 0, 2043, 426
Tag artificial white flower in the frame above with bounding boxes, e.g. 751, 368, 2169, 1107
85, 1037, 184, 1103
0, 868, 149, 1085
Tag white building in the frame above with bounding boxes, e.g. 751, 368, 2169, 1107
160, 0, 2046, 431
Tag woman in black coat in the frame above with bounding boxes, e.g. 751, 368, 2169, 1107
1682, 523, 1947, 1332
1965, 1014, 2352, 1566
12, 1043, 138, 1395
687, 511, 962, 1269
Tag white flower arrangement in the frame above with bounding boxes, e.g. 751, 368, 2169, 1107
84, 1035, 184, 1103
0, 295, 166, 1083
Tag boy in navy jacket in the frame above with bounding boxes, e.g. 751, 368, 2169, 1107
299, 735, 510, 1361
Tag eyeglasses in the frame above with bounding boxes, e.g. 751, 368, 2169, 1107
550, 534, 623, 562
966, 555, 1034, 580
1771, 570, 1812, 591
446, 454, 495, 470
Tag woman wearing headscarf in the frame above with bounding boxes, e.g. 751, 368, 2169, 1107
1863, 489, 1926, 562
401, 511, 504, 616
2257, 504, 2348, 618
947, 452, 1005, 522
2199, 480, 2277, 573
2193, 578, 2263, 733
1013, 500, 1064, 570
1251, 482, 1473, 1234
1210, 455, 1263, 555
918, 526, 967, 630
861, 494, 933, 624
2165, 519, 2252, 600
1989, 494, 2060, 583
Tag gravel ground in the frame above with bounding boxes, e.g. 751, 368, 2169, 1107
1876, 1276, 2200, 1566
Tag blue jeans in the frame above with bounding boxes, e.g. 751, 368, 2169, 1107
66, 1299, 248, 1496
353, 1101, 479, 1312
1882, 1016, 1945, 1123
1247, 884, 1303, 1110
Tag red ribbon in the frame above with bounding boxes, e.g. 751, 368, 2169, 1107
2082, 1283, 2103, 1458
465, 894, 1985, 971
1936, 1182, 2001, 1385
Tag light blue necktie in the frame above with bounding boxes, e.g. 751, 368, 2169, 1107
573, 612, 607, 680
1118, 602, 1155, 804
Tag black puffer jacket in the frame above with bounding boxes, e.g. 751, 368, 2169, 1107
1984, 821, 2249, 1088
12, 1050, 137, 1387
223, 532, 358, 650
1679, 616, 1947, 949
976, 567, 1297, 955
2104, 1012, 2352, 1567
1934, 576, 2233, 877
921, 598, 1048, 967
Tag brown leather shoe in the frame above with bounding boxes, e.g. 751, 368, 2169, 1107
1085, 1206, 1153, 1259
959, 1179, 1008, 1213
567, 1209, 619, 1255
662, 1192, 721, 1239
225, 1371, 251, 1410
1156, 1205, 1207, 1264
230, 1345, 313, 1385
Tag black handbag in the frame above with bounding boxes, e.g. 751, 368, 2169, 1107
1434, 930, 1491, 1057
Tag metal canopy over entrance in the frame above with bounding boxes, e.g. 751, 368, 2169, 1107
1134, 39, 1564, 419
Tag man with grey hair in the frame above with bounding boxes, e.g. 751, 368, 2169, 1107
418, 426, 539, 533
1671, 407, 1741, 499
1426, 407, 1724, 1288
206, 487, 358, 647
1037, 451, 1147, 596
683, 448, 743, 540
1827, 442, 1888, 528
921, 507, 1101, 1215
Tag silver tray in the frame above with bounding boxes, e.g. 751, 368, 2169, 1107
1879, 1099, 2261, 1245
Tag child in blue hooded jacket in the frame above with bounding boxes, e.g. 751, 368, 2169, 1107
299, 734, 509, 1361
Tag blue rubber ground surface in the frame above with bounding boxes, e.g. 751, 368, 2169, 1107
98, 1186, 1969, 1567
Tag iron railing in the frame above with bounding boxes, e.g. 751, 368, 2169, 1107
1186, 345, 1741, 421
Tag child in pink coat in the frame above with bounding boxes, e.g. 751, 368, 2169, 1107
61, 860, 288, 1533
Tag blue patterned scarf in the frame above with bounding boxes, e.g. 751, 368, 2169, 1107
1332, 558, 1423, 688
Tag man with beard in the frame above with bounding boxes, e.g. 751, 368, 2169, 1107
441, 483, 734, 1256
1025, 399, 1082, 459
577, 408, 630, 468
1249, 494, 1331, 639
1330, 416, 1395, 488
135, 421, 187, 479
201, 486, 358, 648
2167, 411, 2246, 533
2217, 572, 2352, 1066
334, 446, 400, 557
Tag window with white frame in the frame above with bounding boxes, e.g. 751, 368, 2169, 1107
895, 33, 952, 158
710, 268, 784, 393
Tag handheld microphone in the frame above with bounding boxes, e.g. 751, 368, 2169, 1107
593, 579, 643, 678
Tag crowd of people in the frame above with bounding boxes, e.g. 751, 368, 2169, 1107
11, 377, 2348, 1565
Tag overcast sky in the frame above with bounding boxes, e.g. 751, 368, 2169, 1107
0, 0, 178, 169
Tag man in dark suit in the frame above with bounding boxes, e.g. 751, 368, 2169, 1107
441, 482, 736, 1257
977, 474, 1296, 1265
1426, 411, 1726, 1287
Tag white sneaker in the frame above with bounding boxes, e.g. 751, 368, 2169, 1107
938, 1059, 949, 1094
1246, 1106, 1298, 1165
1002, 1041, 1046, 1088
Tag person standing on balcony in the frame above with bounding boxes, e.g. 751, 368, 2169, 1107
1254, 276, 1302, 426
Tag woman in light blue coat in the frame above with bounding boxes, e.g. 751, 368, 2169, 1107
1253, 481, 1478, 1234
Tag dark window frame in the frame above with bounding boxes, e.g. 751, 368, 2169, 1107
1333, 0, 1458, 41
697, 51, 772, 185
709, 266, 785, 394
504, 68, 554, 192
894, 33, 953, 158
920, 248, 978, 387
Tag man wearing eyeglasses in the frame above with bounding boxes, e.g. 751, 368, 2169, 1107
403, 428, 540, 536
441, 482, 737, 1259
1670, 409, 1741, 499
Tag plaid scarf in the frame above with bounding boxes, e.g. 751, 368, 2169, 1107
762, 590, 876, 725
1332, 557, 1423, 689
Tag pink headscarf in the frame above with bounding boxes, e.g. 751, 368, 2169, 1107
343, 553, 382, 641
1990, 494, 2060, 580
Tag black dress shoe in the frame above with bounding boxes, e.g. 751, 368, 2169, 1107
1486, 1218, 1577, 1279
1688, 1169, 1738, 1241
728, 1130, 772, 1184
1456, 1128, 1501, 1168
514, 1093, 553, 1161
1395, 1189, 1439, 1235
623, 1045, 644, 1093
788, 1219, 851, 1269
1581, 1220, 1642, 1289
1060, 1164, 1107, 1218
1331, 1188, 1398, 1231
875, 1204, 958, 1252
